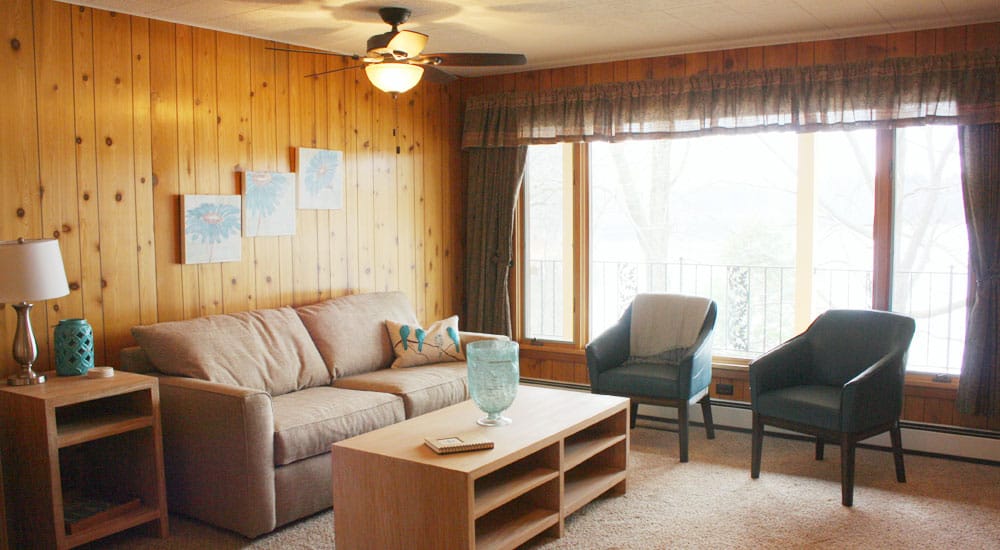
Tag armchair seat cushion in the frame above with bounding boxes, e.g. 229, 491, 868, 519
596, 361, 681, 400
332, 363, 468, 418
754, 385, 842, 432
272, 387, 405, 466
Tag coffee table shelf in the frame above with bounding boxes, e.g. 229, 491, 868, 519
564, 462, 628, 516
476, 504, 560, 550
332, 386, 629, 549
475, 462, 560, 518
565, 432, 627, 470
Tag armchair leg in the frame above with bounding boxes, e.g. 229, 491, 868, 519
629, 401, 639, 429
751, 412, 763, 479
840, 434, 856, 507
890, 421, 906, 483
699, 395, 715, 440
678, 404, 690, 463
815, 438, 825, 460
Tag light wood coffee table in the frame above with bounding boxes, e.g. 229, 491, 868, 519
331, 385, 629, 550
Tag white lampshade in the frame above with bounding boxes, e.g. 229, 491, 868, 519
0, 238, 70, 303
365, 62, 424, 95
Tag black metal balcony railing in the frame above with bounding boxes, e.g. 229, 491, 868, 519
525, 259, 967, 375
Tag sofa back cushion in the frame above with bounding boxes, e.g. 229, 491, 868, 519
131, 307, 330, 395
296, 291, 418, 378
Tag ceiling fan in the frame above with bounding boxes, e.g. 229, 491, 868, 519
272, 6, 527, 95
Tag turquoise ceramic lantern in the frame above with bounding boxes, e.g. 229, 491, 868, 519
54, 318, 95, 376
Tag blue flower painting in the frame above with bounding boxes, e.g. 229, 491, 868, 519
243, 171, 296, 237
182, 195, 242, 264
296, 148, 344, 210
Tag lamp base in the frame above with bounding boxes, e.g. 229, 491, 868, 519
9, 301, 46, 385
8, 368, 46, 386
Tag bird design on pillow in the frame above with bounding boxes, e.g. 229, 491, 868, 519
398, 325, 411, 350
415, 328, 426, 351
446, 326, 460, 350
388, 318, 464, 368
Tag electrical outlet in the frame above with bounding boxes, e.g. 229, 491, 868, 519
716, 383, 734, 396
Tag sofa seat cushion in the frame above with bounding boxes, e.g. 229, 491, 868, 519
271, 387, 405, 466
132, 307, 330, 396
332, 363, 468, 418
296, 291, 419, 378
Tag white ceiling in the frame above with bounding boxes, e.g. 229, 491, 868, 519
61, 1, 1000, 76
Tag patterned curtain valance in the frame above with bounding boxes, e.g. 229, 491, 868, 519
462, 49, 1000, 148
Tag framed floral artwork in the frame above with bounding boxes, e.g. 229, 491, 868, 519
181, 194, 242, 264
243, 171, 296, 237
296, 147, 344, 210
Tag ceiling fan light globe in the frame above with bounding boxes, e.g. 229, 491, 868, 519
365, 63, 424, 94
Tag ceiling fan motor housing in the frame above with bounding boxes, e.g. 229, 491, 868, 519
378, 7, 412, 28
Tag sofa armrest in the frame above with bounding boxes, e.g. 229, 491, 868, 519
459, 331, 509, 354
157, 376, 277, 538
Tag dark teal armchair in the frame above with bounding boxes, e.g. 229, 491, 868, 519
586, 298, 717, 462
749, 309, 916, 506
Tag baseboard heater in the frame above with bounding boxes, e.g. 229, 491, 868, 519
522, 377, 1000, 465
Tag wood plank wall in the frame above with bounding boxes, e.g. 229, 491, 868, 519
460, 22, 1000, 431
0, 0, 464, 377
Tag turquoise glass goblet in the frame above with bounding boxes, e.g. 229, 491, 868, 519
466, 340, 519, 427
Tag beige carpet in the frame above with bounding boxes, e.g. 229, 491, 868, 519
89, 423, 1000, 549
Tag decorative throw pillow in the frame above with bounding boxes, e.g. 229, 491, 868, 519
386, 316, 465, 368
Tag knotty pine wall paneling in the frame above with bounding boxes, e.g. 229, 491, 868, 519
4, 1, 44, 368
462, 22, 1000, 430
0, 0, 464, 377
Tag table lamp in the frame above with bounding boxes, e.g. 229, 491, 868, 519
0, 238, 70, 385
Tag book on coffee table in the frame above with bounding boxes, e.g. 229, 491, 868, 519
424, 433, 494, 454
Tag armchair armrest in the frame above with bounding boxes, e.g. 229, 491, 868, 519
749, 336, 814, 404
585, 313, 631, 386
840, 348, 908, 432
156, 376, 277, 538
678, 322, 715, 398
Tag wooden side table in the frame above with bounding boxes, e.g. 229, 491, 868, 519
0, 370, 168, 549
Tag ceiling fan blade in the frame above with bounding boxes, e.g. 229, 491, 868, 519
305, 64, 366, 78
420, 65, 458, 84
266, 46, 360, 60
415, 52, 527, 67
387, 30, 428, 58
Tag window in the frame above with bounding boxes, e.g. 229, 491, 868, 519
587, 130, 874, 358
523, 143, 575, 342
810, 130, 877, 317
520, 125, 966, 375
893, 126, 967, 374
589, 134, 797, 356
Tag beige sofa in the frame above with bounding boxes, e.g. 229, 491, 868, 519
119, 291, 504, 538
